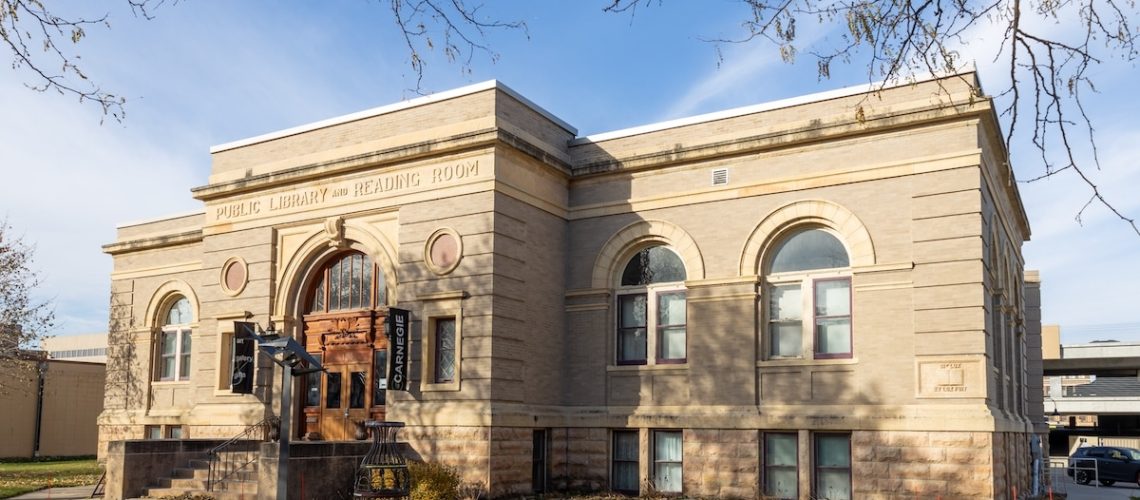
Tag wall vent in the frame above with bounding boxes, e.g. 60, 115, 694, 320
711, 168, 729, 186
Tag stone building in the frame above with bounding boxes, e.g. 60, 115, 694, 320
100, 71, 1044, 499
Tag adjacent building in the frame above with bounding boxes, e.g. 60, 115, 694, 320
1, 353, 106, 457
42, 332, 109, 363
100, 71, 1043, 499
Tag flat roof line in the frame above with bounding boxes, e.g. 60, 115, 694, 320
116, 209, 206, 229
210, 80, 577, 154
572, 65, 978, 145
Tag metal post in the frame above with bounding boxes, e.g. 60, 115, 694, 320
277, 363, 292, 500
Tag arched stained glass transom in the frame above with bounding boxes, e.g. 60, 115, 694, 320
308, 251, 387, 313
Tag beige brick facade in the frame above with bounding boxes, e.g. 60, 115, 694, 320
100, 73, 1044, 498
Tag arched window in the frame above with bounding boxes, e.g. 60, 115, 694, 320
158, 296, 193, 381
766, 228, 852, 359
307, 251, 386, 314
616, 246, 687, 365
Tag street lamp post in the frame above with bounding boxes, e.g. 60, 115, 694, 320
235, 320, 324, 500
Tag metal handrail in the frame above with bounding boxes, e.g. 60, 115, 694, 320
1067, 456, 1101, 487
206, 416, 278, 492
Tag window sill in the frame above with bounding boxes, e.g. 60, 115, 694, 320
152, 380, 192, 386
756, 357, 858, 368
607, 364, 689, 373
211, 389, 260, 398
422, 380, 460, 392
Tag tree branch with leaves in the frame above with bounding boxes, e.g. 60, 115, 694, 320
0, 220, 54, 390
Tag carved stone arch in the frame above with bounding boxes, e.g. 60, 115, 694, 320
144, 279, 200, 328
591, 220, 705, 289
274, 219, 398, 321
738, 199, 875, 276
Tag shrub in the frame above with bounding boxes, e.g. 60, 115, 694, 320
409, 461, 461, 500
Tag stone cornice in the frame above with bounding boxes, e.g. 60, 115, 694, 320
192, 128, 572, 203
569, 98, 992, 178
102, 230, 203, 256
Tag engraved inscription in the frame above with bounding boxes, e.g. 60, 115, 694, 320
212, 160, 481, 222
918, 359, 978, 398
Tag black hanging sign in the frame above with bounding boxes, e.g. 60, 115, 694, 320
231, 321, 257, 394
386, 308, 410, 391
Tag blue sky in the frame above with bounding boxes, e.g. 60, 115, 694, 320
1, 1, 1138, 345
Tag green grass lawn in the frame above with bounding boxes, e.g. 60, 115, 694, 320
0, 458, 101, 499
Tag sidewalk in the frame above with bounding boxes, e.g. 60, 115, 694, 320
9, 485, 99, 500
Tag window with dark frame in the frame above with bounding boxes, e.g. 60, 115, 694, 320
434, 318, 456, 383
326, 372, 342, 408
144, 425, 161, 440
612, 430, 639, 494
304, 354, 322, 408
813, 277, 851, 359
813, 434, 852, 500
764, 228, 853, 360
532, 429, 550, 493
349, 371, 366, 408
763, 433, 798, 499
616, 246, 687, 365
652, 430, 682, 493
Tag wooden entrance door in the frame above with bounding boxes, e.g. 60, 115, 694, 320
320, 360, 371, 440
299, 309, 389, 440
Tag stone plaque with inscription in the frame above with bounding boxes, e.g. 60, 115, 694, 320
916, 356, 984, 398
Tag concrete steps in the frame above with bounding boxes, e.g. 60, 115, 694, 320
142, 453, 259, 499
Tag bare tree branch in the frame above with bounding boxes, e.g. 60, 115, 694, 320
386, 0, 527, 95
605, 0, 1140, 235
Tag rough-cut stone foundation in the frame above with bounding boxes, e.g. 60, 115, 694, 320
683, 429, 759, 498
402, 425, 490, 489
550, 428, 608, 492
851, 430, 1013, 499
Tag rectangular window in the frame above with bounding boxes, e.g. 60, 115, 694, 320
326, 372, 342, 408
144, 425, 162, 440
612, 430, 639, 494
166, 426, 184, 439
373, 350, 387, 406
158, 328, 192, 382
160, 331, 177, 381
304, 356, 322, 408
764, 433, 798, 499
653, 431, 682, 493
813, 278, 851, 358
769, 285, 803, 357
656, 292, 686, 363
349, 371, 366, 408
618, 294, 648, 364
434, 318, 456, 383
532, 429, 549, 493
179, 330, 193, 378
814, 434, 851, 500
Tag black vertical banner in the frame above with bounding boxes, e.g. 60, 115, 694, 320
386, 308, 409, 391
231, 321, 256, 394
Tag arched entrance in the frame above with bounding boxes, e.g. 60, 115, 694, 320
297, 250, 390, 440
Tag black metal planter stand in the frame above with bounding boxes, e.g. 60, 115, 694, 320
354, 421, 410, 499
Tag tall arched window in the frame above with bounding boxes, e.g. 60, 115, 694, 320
616, 245, 687, 365
158, 296, 193, 381
307, 251, 386, 313
766, 228, 852, 359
